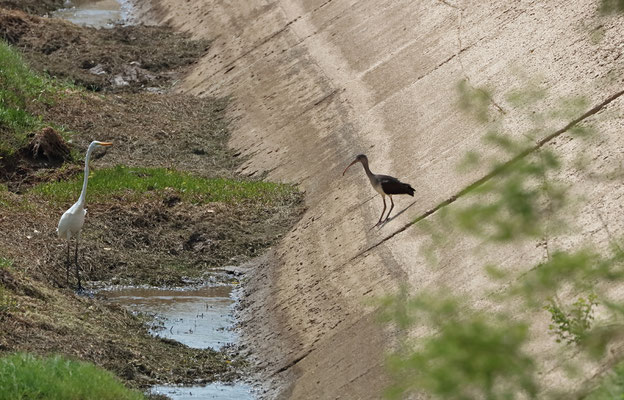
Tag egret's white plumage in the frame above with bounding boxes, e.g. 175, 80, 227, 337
57, 140, 112, 290
57, 201, 87, 241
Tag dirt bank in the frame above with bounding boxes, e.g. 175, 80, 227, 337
0, 0, 63, 15
139, 0, 624, 398
0, 9, 210, 92
0, 4, 303, 392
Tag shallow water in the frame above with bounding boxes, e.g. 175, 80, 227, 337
52, 0, 130, 28
101, 285, 238, 350
102, 284, 255, 399
151, 383, 254, 400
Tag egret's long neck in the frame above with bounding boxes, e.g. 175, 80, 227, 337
77, 146, 93, 207
361, 159, 374, 179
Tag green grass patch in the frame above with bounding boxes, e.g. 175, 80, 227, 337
0, 353, 145, 400
33, 165, 300, 205
0, 286, 17, 314
0, 41, 72, 157
0, 257, 13, 269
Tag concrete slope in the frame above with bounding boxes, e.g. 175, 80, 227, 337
139, 0, 624, 397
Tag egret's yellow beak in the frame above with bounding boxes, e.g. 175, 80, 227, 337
342, 159, 359, 176
100, 142, 113, 146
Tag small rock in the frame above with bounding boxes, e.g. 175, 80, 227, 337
89, 64, 107, 75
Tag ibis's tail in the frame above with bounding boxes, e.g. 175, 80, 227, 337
405, 183, 415, 197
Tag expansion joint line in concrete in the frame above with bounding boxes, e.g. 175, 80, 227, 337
272, 349, 314, 375
350, 88, 624, 262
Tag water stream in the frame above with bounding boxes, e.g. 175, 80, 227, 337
52, 0, 132, 28
151, 383, 254, 400
101, 284, 254, 399
102, 286, 238, 350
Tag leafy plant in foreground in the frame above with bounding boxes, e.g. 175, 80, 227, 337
544, 294, 598, 345
379, 290, 537, 400
381, 73, 624, 398
450, 79, 590, 243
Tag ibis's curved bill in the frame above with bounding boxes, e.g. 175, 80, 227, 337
342, 159, 359, 176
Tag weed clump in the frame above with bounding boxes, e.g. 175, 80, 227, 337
28, 126, 71, 164
544, 294, 598, 345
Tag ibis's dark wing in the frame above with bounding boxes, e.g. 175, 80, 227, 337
379, 175, 415, 196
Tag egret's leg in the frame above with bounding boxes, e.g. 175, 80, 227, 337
75, 233, 82, 291
376, 195, 387, 226
385, 196, 395, 221
66, 241, 70, 286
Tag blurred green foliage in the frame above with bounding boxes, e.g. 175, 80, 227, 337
455, 148, 565, 242
599, 0, 624, 13
450, 79, 578, 243
382, 69, 624, 398
457, 80, 495, 123
585, 362, 624, 399
514, 248, 624, 306
379, 290, 537, 400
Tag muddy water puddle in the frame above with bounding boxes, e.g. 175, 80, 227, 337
151, 383, 254, 399
101, 284, 254, 399
52, 0, 131, 28
102, 285, 238, 350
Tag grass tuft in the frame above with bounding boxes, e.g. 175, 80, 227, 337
32, 165, 300, 205
0, 257, 13, 269
0, 41, 72, 158
0, 353, 145, 400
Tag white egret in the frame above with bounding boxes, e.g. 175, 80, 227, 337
57, 140, 112, 290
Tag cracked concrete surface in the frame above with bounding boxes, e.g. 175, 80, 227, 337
136, 0, 624, 398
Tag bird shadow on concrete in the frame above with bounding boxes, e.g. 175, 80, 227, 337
368, 199, 419, 231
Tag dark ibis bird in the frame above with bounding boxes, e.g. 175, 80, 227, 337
342, 154, 414, 226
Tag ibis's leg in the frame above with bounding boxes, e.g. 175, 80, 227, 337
376, 195, 387, 226
385, 196, 395, 221
75, 233, 82, 291
66, 241, 70, 286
